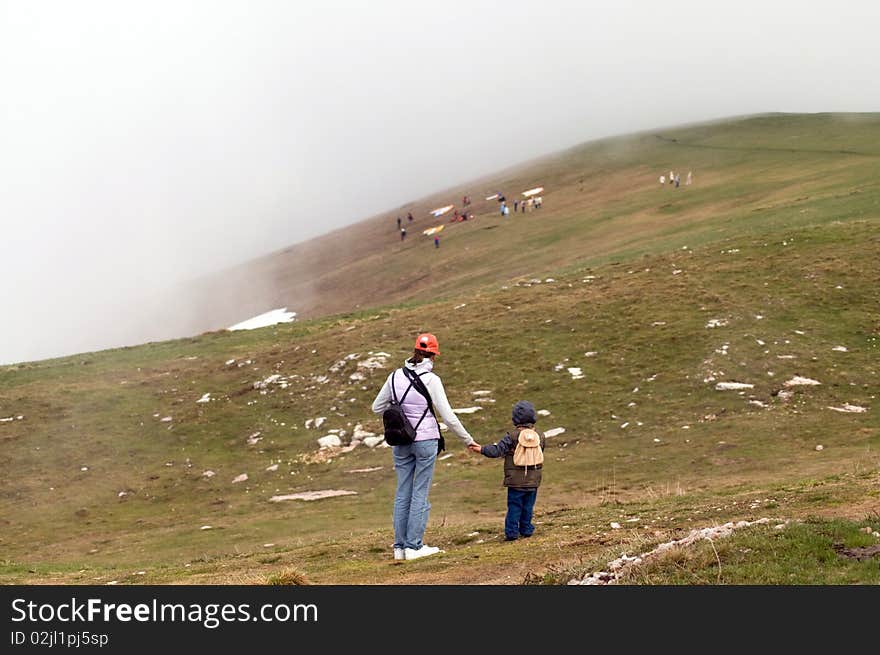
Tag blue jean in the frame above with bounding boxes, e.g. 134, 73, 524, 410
505, 487, 538, 539
392, 440, 438, 550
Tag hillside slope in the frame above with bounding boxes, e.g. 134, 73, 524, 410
1, 113, 878, 584
191, 112, 880, 328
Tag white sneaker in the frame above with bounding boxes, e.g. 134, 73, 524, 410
404, 545, 444, 561
393, 548, 405, 560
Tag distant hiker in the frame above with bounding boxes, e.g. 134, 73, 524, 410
400, 227, 407, 241
408, 212, 414, 222
397, 216, 402, 229
521, 200, 526, 213
534, 196, 542, 209
686, 171, 693, 186
469, 400, 545, 541
372, 333, 476, 561
500, 202, 507, 216
674, 174, 680, 188
514, 199, 519, 212
434, 235, 440, 248
669, 170, 674, 184
660, 175, 665, 185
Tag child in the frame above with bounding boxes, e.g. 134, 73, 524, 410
469, 400, 545, 540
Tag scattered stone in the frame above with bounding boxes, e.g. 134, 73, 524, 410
265, 464, 279, 472
314, 417, 326, 429
537, 409, 551, 416
815, 445, 824, 451
358, 352, 391, 371
832, 346, 848, 352
715, 382, 754, 390
363, 436, 385, 448
346, 466, 383, 473
453, 407, 482, 414
620, 422, 629, 429
438, 453, 454, 461
584, 351, 598, 357
706, 318, 728, 328
610, 522, 622, 529
263, 543, 275, 548
269, 490, 357, 502
118, 491, 128, 498
472, 390, 493, 396
749, 400, 767, 408
202, 470, 215, 478
80, 466, 89, 472
232, 473, 249, 484
352, 424, 376, 440
160, 416, 173, 422
543, 427, 566, 438
196, 393, 211, 403
225, 359, 236, 365
200, 525, 213, 530
567, 367, 584, 380
247, 431, 263, 445
827, 404, 867, 413
860, 527, 873, 534
317, 435, 342, 449
784, 376, 821, 387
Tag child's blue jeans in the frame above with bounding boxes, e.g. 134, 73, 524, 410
506, 487, 538, 540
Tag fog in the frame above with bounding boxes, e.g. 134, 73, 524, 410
2, 1, 878, 364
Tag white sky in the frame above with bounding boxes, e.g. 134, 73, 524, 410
1, 1, 879, 364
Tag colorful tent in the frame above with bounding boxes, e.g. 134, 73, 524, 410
423, 225, 445, 236
522, 187, 544, 197
430, 205, 454, 217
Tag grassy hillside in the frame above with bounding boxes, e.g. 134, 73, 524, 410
1, 113, 879, 584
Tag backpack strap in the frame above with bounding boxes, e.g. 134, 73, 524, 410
397, 368, 431, 431
401, 367, 435, 432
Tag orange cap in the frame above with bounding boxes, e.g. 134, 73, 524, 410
414, 333, 440, 355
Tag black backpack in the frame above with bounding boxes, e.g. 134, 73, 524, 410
382, 368, 444, 452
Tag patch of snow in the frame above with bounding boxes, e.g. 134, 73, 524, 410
543, 427, 566, 438
269, 490, 357, 502
784, 376, 821, 387
827, 404, 867, 413
715, 382, 754, 390
228, 308, 296, 331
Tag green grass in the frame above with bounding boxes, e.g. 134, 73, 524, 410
1, 113, 879, 584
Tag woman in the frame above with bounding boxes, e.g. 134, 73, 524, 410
371, 333, 476, 561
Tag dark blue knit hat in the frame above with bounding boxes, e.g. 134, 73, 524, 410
512, 400, 537, 425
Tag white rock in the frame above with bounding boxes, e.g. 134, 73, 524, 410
815, 445, 824, 451
225, 359, 236, 365
453, 406, 482, 414
438, 453, 454, 461
472, 390, 493, 396
269, 490, 357, 502
537, 409, 551, 416
352, 424, 376, 440
232, 473, 249, 484
160, 416, 173, 422
247, 431, 263, 445
610, 522, 622, 529
314, 417, 326, 429
784, 376, 821, 387
317, 435, 342, 449
567, 367, 584, 380
715, 381, 754, 390
706, 318, 728, 328
118, 491, 128, 497
827, 404, 867, 413
196, 393, 211, 403
200, 525, 213, 530
543, 427, 566, 438
202, 470, 215, 478
832, 346, 848, 352
265, 464, 279, 472
584, 351, 598, 357
363, 436, 385, 448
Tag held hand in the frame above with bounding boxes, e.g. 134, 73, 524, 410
468, 443, 482, 454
